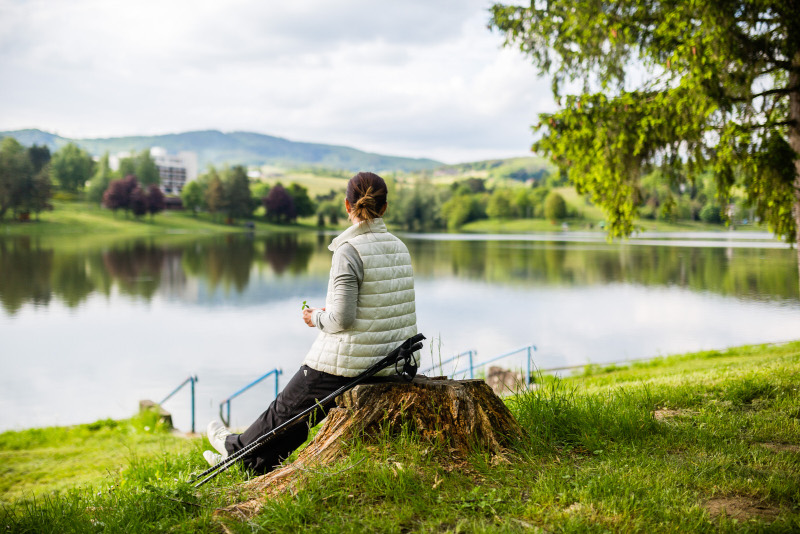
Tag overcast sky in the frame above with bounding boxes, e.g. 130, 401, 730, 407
0, 0, 554, 163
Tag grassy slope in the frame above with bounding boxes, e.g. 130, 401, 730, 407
461, 186, 767, 235
256, 171, 348, 198
0, 200, 319, 240
2, 189, 764, 239
2, 341, 799, 532
0, 413, 197, 506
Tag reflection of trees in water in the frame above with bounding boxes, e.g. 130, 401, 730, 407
103, 242, 165, 300
263, 234, 314, 275
408, 239, 799, 301
182, 234, 256, 293
51, 253, 96, 308
1, 235, 796, 313
0, 237, 53, 314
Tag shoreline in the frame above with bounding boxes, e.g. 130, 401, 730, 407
0, 199, 777, 242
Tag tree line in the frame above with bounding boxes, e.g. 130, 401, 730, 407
0, 138, 169, 221
0, 138, 53, 221
180, 166, 317, 224
383, 169, 741, 232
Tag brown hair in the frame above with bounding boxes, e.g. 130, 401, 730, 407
346, 172, 388, 221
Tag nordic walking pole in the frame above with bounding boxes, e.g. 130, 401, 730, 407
190, 333, 425, 488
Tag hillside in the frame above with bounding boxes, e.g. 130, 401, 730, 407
426, 156, 557, 185
0, 129, 442, 172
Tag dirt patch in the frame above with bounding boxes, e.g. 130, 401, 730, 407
704, 496, 780, 522
654, 408, 696, 421
756, 442, 800, 453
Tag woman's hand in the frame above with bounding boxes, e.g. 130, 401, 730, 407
303, 307, 325, 327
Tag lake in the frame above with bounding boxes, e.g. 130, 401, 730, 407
1, 230, 798, 433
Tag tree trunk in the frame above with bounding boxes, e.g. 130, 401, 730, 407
215, 376, 525, 521
791, 52, 800, 294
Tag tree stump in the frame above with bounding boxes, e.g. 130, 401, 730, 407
217, 375, 525, 520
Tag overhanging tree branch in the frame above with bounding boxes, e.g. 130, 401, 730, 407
729, 85, 800, 102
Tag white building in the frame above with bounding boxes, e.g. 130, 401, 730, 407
108, 148, 198, 195
150, 147, 198, 195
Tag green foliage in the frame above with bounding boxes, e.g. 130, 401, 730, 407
204, 169, 224, 218
386, 178, 444, 231
117, 156, 136, 178
50, 142, 93, 193
87, 153, 114, 204
486, 188, 514, 219
251, 181, 271, 201
27, 144, 50, 173
180, 180, 204, 215
222, 165, 253, 220
441, 193, 484, 230
316, 198, 345, 226
699, 202, 723, 224
544, 191, 567, 221
491, 1, 800, 243
286, 183, 315, 218
0, 137, 53, 220
117, 150, 159, 186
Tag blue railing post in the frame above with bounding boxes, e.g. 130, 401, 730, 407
190, 375, 197, 433
526, 346, 532, 387
469, 350, 475, 379
160, 375, 198, 433
219, 368, 283, 428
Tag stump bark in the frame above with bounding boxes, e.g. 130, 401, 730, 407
216, 375, 525, 520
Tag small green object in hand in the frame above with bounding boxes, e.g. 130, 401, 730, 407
302, 300, 309, 310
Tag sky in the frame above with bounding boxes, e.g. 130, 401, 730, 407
0, 0, 554, 164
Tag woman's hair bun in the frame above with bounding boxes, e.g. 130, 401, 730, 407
347, 172, 387, 221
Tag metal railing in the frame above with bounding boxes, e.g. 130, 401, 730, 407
421, 344, 537, 386
219, 368, 282, 427
160, 375, 198, 433
421, 350, 476, 378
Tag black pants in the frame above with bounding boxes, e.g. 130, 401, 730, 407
224, 365, 351, 474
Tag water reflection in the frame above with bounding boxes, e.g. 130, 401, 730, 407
406, 239, 799, 303
0, 233, 797, 315
2, 232, 798, 432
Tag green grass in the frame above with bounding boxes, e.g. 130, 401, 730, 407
3, 341, 800, 532
0, 200, 322, 240
461, 215, 766, 235
0, 411, 196, 506
257, 171, 348, 198
460, 186, 769, 235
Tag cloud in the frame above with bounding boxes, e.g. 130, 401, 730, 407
0, 0, 554, 163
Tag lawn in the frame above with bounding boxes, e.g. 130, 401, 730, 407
2, 341, 799, 532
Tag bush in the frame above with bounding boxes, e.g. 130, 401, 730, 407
544, 191, 567, 221
699, 203, 723, 223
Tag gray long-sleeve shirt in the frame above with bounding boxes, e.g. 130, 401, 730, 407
311, 243, 363, 333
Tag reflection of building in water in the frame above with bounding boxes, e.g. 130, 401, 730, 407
150, 147, 198, 194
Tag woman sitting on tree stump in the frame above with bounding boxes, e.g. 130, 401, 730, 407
203, 171, 419, 474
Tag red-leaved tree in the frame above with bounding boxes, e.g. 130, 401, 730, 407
263, 183, 296, 224
130, 186, 148, 218
103, 175, 139, 214
146, 184, 166, 217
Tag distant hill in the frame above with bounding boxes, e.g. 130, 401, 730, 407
431, 156, 557, 183
0, 129, 442, 172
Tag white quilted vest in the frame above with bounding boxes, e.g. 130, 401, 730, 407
303, 218, 418, 377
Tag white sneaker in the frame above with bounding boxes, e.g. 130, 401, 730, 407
203, 450, 223, 466
206, 420, 232, 458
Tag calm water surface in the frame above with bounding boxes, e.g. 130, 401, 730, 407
1, 231, 798, 432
